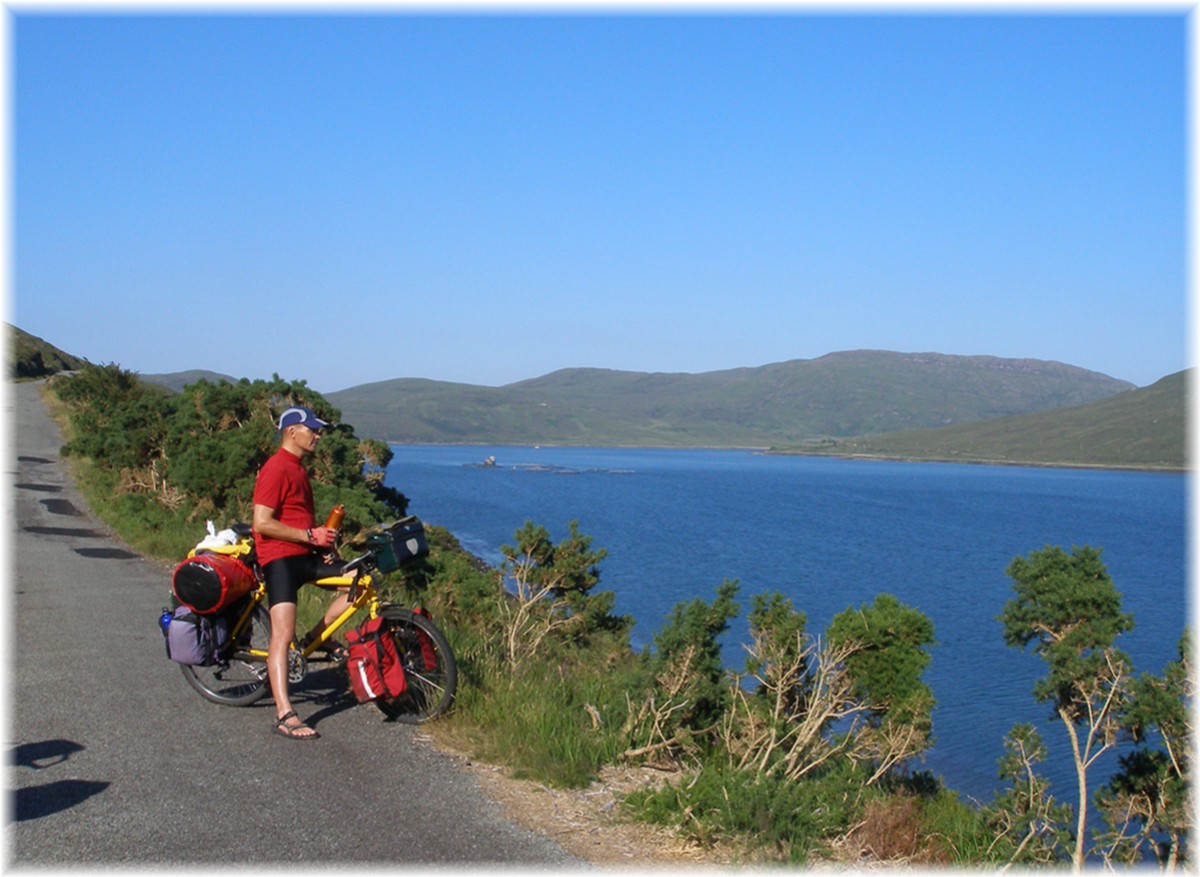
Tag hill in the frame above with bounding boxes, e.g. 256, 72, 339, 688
326, 351, 1135, 447
780, 369, 1188, 470
138, 369, 239, 393
9, 327, 1178, 467
10, 325, 87, 378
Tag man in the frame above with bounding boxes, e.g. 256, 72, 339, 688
252, 405, 349, 740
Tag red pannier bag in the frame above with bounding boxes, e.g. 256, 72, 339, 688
412, 607, 439, 672
172, 552, 256, 615
345, 616, 407, 703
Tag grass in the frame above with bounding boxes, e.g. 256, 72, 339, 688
443, 656, 633, 789
626, 759, 869, 863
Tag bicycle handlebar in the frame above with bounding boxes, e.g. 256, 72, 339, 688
338, 552, 375, 575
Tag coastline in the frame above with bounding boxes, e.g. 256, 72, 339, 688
384, 439, 1188, 475
767, 448, 1188, 474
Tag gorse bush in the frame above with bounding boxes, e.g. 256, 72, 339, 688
50, 363, 412, 634
46, 364, 1190, 868
53, 365, 406, 550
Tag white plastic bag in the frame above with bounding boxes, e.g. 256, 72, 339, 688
194, 520, 238, 551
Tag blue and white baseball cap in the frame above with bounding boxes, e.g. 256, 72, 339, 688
277, 406, 329, 432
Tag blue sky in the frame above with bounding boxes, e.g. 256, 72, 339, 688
12, 9, 1189, 392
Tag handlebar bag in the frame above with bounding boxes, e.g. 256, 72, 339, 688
345, 616, 407, 702
172, 552, 256, 615
365, 517, 429, 573
164, 605, 229, 666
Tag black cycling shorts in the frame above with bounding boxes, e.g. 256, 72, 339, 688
262, 553, 346, 607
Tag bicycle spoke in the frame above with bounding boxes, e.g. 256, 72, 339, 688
371, 607, 458, 724
181, 601, 271, 707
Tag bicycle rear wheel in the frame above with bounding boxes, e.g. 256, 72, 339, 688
181, 601, 271, 706
374, 607, 457, 723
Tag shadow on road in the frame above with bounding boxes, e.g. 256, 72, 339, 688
12, 739, 108, 823
14, 780, 111, 822
284, 665, 361, 730
74, 547, 140, 559
13, 739, 85, 769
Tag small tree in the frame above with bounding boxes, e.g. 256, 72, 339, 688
999, 544, 1134, 871
827, 593, 937, 786
723, 591, 869, 781
623, 579, 739, 766
496, 520, 630, 666
984, 723, 1072, 868
1096, 630, 1192, 869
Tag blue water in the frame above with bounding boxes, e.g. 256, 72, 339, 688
385, 445, 1188, 806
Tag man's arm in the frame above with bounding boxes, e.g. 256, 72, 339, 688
253, 504, 337, 549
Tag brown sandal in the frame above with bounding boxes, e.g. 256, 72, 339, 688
273, 710, 319, 741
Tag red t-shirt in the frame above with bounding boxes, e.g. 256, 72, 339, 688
252, 446, 316, 567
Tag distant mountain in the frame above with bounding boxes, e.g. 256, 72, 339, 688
138, 369, 239, 393
326, 351, 1136, 448
10, 325, 87, 378
14, 328, 1175, 467
782, 369, 1188, 470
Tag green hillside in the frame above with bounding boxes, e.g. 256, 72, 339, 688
780, 369, 1188, 470
11, 325, 1179, 468
327, 350, 1134, 448
10, 325, 87, 378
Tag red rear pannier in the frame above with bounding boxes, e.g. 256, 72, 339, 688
345, 616, 407, 702
172, 553, 256, 615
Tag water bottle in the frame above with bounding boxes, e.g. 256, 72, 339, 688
321, 505, 346, 563
159, 608, 172, 635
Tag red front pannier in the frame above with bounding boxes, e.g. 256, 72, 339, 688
172, 553, 256, 615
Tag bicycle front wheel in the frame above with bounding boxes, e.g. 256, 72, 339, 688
181, 601, 271, 706
375, 607, 457, 724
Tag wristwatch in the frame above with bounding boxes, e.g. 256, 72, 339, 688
306, 528, 314, 544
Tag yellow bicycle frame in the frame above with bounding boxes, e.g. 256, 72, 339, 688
228, 570, 385, 662
192, 537, 392, 662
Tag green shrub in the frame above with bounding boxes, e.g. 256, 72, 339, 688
621, 580, 740, 767
627, 758, 868, 863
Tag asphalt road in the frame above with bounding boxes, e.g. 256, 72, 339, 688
8, 379, 584, 867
